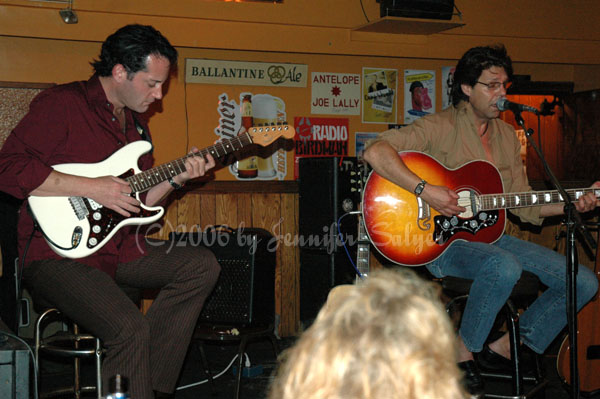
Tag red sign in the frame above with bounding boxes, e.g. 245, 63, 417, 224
294, 116, 349, 179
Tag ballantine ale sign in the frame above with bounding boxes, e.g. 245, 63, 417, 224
185, 59, 307, 87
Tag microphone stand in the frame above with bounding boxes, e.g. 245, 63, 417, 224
514, 110, 596, 399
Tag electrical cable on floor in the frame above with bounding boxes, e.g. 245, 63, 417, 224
176, 352, 251, 391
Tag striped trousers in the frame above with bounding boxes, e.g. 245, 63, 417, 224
23, 243, 221, 399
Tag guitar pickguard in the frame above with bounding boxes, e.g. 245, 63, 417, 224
81, 196, 160, 249
433, 211, 499, 245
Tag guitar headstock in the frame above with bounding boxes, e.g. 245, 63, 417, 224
248, 123, 296, 147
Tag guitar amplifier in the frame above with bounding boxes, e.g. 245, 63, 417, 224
169, 228, 275, 327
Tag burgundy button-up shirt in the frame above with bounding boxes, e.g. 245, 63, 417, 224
0, 75, 154, 278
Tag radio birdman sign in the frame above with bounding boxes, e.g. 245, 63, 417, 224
185, 59, 307, 87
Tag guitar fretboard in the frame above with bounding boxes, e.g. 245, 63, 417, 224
127, 133, 253, 193
479, 188, 600, 211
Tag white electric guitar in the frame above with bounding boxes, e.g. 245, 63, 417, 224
28, 124, 295, 259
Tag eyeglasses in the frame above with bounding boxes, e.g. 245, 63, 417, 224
476, 81, 512, 91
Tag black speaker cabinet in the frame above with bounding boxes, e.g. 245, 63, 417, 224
379, 0, 454, 20
298, 157, 364, 324
169, 228, 275, 327
298, 157, 362, 250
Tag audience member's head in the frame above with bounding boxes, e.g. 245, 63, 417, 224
268, 268, 466, 399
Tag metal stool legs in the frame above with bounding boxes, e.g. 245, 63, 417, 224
34, 308, 103, 399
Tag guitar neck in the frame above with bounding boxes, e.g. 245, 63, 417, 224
480, 188, 600, 211
355, 214, 370, 282
127, 132, 253, 193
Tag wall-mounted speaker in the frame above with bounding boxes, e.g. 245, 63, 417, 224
379, 0, 455, 20
169, 228, 275, 327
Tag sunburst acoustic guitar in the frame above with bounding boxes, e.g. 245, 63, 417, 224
362, 151, 599, 266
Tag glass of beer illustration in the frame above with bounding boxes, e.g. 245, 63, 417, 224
233, 155, 258, 179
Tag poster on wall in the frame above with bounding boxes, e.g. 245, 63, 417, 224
404, 69, 436, 124
355, 132, 380, 157
213, 92, 290, 180
311, 72, 361, 115
362, 68, 398, 124
294, 116, 349, 179
442, 66, 455, 110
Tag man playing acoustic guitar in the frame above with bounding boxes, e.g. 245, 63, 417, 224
0, 25, 221, 399
363, 45, 599, 396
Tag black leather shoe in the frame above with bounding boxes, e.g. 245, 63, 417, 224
457, 360, 485, 397
477, 345, 514, 371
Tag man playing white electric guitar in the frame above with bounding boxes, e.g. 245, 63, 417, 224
0, 25, 221, 399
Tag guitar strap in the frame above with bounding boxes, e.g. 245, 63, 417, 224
132, 114, 153, 153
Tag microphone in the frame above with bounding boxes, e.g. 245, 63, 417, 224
497, 98, 539, 115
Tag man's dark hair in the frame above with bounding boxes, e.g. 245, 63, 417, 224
450, 45, 513, 106
91, 24, 178, 77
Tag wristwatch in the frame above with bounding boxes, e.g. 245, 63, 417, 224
168, 176, 185, 190
413, 179, 427, 196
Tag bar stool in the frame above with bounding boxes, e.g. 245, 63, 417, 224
32, 285, 142, 399
442, 272, 548, 399
34, 308, 103, 399
194, 323, 279, 399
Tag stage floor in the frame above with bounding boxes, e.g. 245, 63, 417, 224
37, 334, 577, 399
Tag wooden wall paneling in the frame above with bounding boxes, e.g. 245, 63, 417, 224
215, 193, 239, 228
251, 193, 283, 332
199, 193, 216, 229
542, 96, 564, 180
176, 193, 201, 232
528, 94, 564, 181
236, 193, 253, 228
279, 193, 300, 336
501, 94, 565, 182
251, 193, 281, 230
563, 91, 600, 183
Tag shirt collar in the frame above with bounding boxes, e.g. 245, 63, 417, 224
85, 74, 111, 108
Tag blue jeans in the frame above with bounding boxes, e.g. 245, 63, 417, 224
426, 235, 598, 354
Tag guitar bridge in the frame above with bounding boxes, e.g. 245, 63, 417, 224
69, 197, 89, 220
433, 211, 499, 245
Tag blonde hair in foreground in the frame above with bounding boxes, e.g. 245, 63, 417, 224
268, 268, 466, 399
